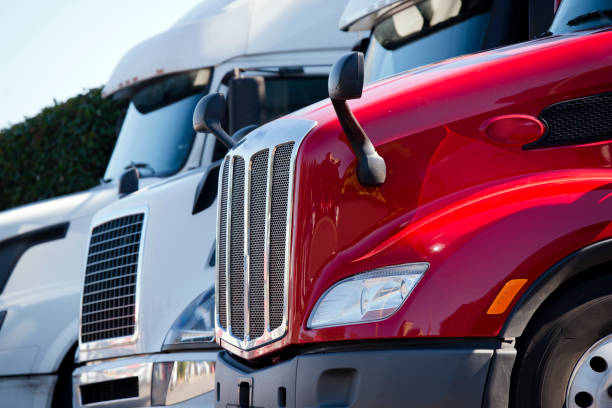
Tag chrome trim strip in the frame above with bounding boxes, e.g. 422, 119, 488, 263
243, 157, 252, 340
283, 140, 300, 334
263, 148, 274, 334
78, 206, 148, 357
214, 157, 225, 336
225, 157, 234, 337
214, 118, 317, 351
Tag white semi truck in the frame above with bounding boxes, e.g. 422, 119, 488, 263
71, 0, 360, 407
0, 4, 224, 408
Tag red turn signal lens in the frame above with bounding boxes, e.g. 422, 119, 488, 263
481, 115, 545, 147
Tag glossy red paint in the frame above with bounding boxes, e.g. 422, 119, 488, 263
228, 29, 612, 360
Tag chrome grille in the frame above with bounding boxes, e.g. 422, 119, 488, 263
217, 142, 295, 348
81, 213, 144, 343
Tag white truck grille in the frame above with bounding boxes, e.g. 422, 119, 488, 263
81, 213, 144, 343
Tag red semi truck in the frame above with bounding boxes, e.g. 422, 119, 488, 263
203, 0, 612, 407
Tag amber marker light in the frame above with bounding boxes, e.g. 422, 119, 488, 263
487, 279, 528, 315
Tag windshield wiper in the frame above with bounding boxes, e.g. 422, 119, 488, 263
125, 161, 156, 175
567, 9, 612, 27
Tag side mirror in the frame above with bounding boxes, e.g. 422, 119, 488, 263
227, 76, 265, 135
193, 93, 236, 149
329, 52, 386, 187
329, 52, 364, 100
118, 167, 139, 196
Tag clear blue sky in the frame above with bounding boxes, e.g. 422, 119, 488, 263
0, 0, 203, 129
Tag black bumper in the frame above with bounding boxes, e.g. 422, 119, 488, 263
215, 342, 511, 408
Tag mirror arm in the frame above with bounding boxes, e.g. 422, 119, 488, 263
208, 120, 236, 149
232, 124, 258, 142
331, 99, 386, 187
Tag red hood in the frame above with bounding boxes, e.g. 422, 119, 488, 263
232, 29, 612, 360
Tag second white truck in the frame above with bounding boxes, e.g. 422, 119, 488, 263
72, 1, 360, 406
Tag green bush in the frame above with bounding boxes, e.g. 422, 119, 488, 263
0, 88, 128, 211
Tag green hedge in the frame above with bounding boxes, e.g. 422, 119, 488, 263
0, 88, 128, 211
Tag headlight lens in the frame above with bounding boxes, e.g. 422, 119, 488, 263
163, 287, 215, 349
307, 263, 428, 329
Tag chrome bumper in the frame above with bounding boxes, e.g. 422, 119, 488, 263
72, 351, 217, 407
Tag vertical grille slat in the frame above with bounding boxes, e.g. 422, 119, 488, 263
248, 150, 269, 338
269, 143, 294, 330
81, 213, 144, 343
229, 158, 245, 339
217, 141, 295, 348
218, 160, 230, 330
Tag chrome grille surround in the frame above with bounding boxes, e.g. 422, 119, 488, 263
79, 207, 148, 352
215, 119, 317, 351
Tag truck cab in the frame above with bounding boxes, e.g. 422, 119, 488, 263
0, 5, 238, 408
71, 1, 360, 406
212, 0, 612, 407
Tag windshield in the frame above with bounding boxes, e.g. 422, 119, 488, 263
364, 0, 492, 83
549, 0, 612, 35
104, 69, 211, 181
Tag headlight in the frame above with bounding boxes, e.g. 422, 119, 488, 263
307, 263, 428, 329
163, 287, 215, 350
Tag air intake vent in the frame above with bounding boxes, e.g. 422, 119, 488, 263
81, 213, 144, 344
217, 142, 295, 349
80, 377, 139, 405
526, 92, 612, 149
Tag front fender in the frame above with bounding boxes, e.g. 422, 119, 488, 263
298, 169, 612, 342
0, 216, 89, 374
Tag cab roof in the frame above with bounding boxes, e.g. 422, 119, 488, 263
103, 0, 360, 98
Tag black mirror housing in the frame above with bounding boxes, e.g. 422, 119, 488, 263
228, 76, 265, 135
193, 93, 226, 134
328, 51, 364, 101
118, 167, 139, 196
193, 93, 236, 149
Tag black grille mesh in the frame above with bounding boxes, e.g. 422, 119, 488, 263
248, 150, 269, 338
229, 157, 245, 340
218, 160, 230, 330
218, 142, 294, 344
269, 144, 293, 330
528, 92, 612, 149
81, 213, 143, 343
80, 377, 139, 405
